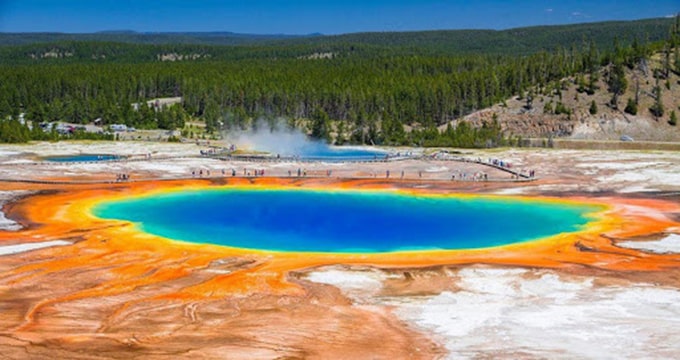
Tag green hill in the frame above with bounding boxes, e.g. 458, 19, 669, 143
0, 17, 673, 57
305, 18, 674, 55
0, 31, 314, 47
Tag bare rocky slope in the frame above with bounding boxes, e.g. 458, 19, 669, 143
448, 53, 680, 142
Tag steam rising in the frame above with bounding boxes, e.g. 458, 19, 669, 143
223, 118, 329, 156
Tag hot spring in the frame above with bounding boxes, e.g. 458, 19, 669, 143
45, 154, 121, 162
93, 189, 600, 253
226, 121, 390, 161
245, 142, 389, 161
293, 146, 389, 161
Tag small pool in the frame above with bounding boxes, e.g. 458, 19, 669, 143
45, 154, 122, 162
297, 147, 389, 161
267, 144, 389, 162
93, 188, 601, 253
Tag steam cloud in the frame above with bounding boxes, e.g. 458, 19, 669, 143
223, 118, 328, 156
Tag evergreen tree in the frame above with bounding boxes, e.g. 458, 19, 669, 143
0, 119, 31, 143
334, 121, 347, 145
525, 89, 534, 110
544, 101, 553, 114
624, 98, 638, 115
587, 71, 599, 95
589, 100, 598, 115
366, 118, 381, 145
607, 62, 627, 109
381, 111, 406, 145
310, 107, 331, 142
649, 85, 664, 119
669, 110, 677, 126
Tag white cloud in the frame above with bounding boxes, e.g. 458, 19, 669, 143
570, 11, 591, 19
545, 8, 553, 13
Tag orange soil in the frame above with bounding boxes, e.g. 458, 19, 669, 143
3, 177, 679, 285
1, 177, 679, 359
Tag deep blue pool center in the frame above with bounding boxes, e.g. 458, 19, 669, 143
93, 189, 599, 253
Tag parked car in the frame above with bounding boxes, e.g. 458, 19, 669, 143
110, 124, 127, 132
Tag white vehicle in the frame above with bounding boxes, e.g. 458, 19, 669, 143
110, 124, 128, 132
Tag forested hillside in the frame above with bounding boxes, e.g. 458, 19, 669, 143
0, 31, 313, 47
0, 17, 672, 56
1, 17, 678, 146
292, 18, 675, 56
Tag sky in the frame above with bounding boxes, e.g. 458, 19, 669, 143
0, 0, 678, 35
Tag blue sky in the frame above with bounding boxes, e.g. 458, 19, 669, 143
0, 0, 677, 34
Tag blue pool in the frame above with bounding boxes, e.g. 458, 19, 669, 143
93, 189, 600, 253
45, 154, 122, 162
296, 147, 389, 161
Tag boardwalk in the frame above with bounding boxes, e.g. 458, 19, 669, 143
0, 151, 536, 185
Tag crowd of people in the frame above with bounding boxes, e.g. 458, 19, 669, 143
109, 149, 537, 182
115, 173, 131, 182
123, 163, 536, 182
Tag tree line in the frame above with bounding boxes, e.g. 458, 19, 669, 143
0, 49, 591, 144
1, 15, 677, 146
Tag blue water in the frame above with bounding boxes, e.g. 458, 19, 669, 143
300, 148, 388, 161
46, 154, 121, 162
286, 145, 387, 161
93, 189, 599, 253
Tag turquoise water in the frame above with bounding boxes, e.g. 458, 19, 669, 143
297, 146, 388, 161
46, 154, 121, 162
93, 189, 599, 253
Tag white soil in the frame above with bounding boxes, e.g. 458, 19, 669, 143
307, 266, 680, 359
617, 234, 680, 254
0, 190, 33, 230
0, 240, 71, 256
